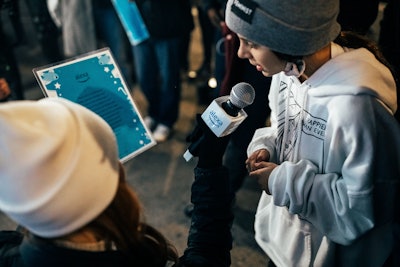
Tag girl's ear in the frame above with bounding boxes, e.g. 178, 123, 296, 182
284, 60, 306, 77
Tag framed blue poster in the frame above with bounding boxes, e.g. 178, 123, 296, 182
33, 47, 156, 163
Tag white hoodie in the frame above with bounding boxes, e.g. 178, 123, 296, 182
247, 44, 400, 267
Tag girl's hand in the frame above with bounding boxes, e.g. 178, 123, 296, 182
248, 161, 278, 194
246, 149, 270, 172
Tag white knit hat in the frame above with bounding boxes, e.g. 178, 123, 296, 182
225, 0, 341, 56
0, 98, 120, 238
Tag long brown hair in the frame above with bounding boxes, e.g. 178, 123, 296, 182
86, 163, 179, 266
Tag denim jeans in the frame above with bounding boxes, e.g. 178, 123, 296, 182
93, 5, 130, 82
132, 37, 181, 128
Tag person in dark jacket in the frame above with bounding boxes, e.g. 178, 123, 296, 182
337, 0, 380, 35
0, 0, 25, 101
0, 98, 234, 267
379, 0, 400, 123
132, 0, 194, 142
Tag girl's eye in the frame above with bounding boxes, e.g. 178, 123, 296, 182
246, 41, 256, 48
239, 38, 257, 49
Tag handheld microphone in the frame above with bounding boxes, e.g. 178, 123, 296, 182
221, 82, 255, 116
183, 82, 255, 162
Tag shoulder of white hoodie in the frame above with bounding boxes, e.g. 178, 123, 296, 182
307, 47, 397, 114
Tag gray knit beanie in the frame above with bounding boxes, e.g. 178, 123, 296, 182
225, 0, 341, 56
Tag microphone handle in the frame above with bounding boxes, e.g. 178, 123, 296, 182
183, 135, 205, 161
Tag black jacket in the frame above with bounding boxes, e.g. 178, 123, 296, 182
0, 231, 133, 267
179, 167, 234, 267
135, 0, 194, 39
200, 0, 226, 12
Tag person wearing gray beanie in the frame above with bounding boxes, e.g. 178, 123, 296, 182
225, 0, 400, 266
226, 0, 341, 56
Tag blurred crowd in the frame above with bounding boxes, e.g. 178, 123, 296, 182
1, 0, 399, 112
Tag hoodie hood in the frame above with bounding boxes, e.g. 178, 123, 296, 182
307, 47, 397, 114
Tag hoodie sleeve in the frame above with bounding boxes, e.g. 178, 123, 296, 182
268, 95, 400, 245
247, 76, 280, 162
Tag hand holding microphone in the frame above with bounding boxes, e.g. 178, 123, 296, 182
185, 114, 231, 168
184, 82, 255, 163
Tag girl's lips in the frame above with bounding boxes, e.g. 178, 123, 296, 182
249, 60, 264, 72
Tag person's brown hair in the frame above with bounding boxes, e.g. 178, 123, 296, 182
86, 163, 179, 266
